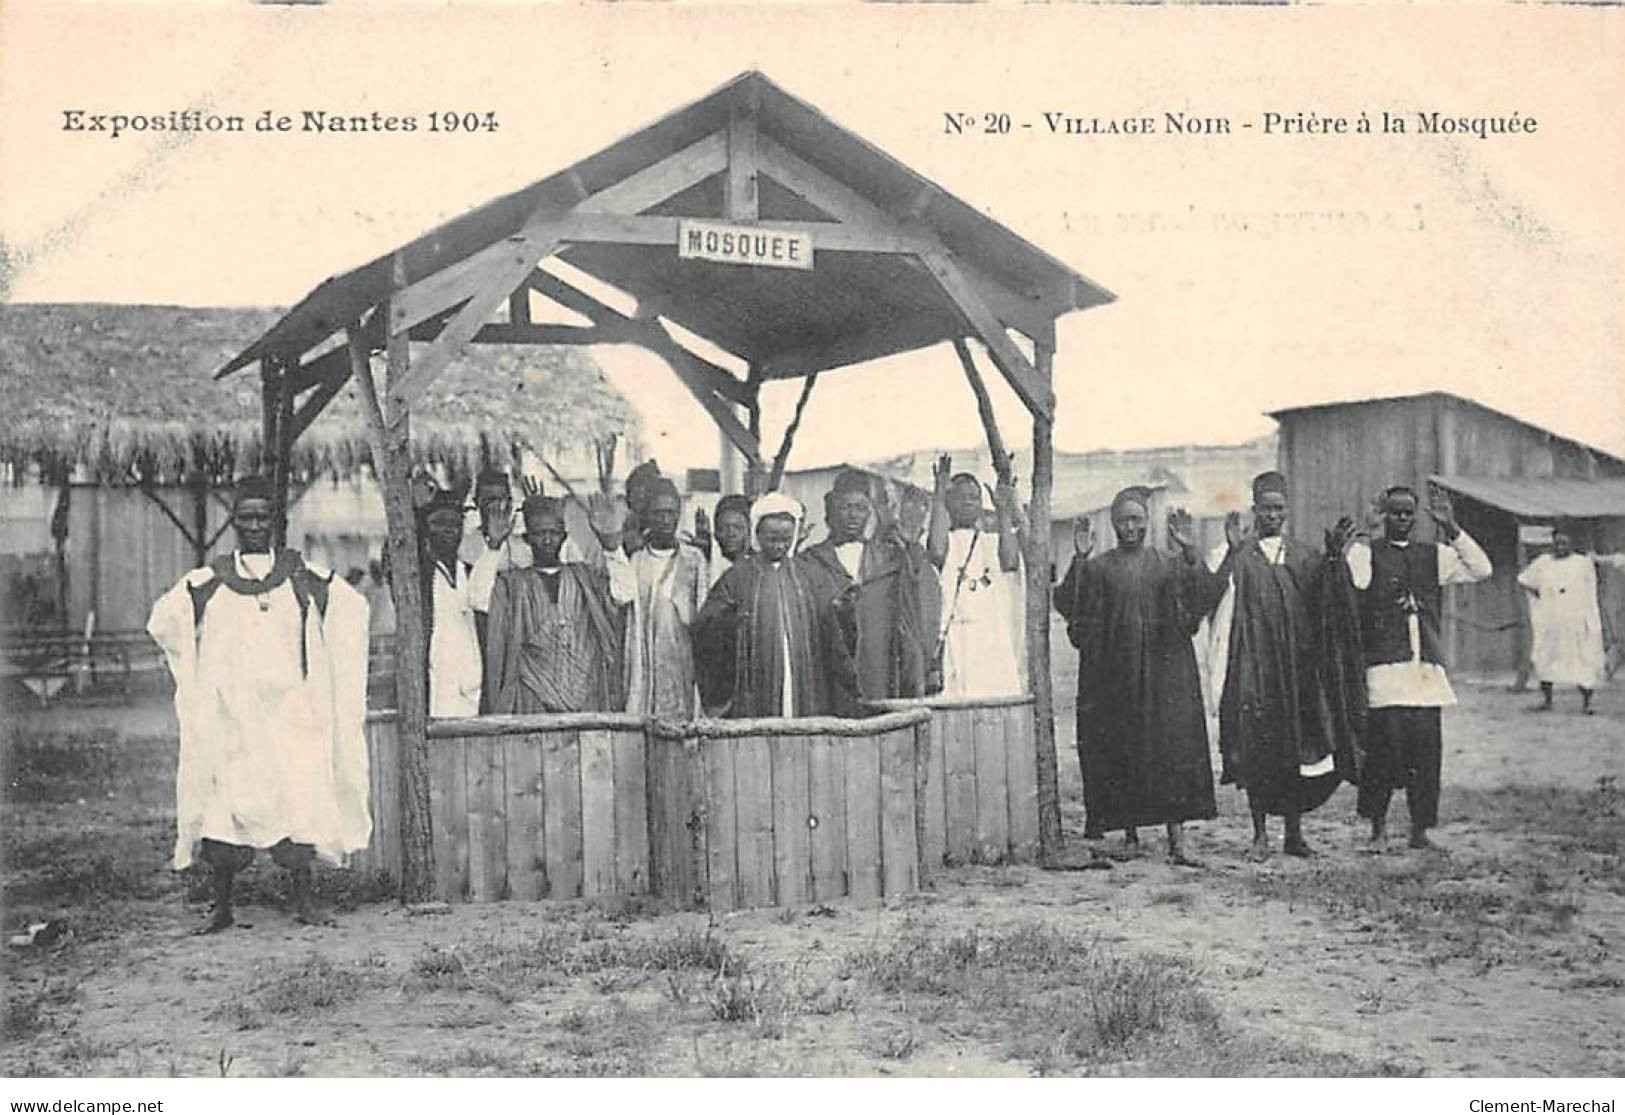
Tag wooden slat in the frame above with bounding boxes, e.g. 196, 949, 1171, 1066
430, 737, 469, 902
921, 707, 947, 868
732, 735, 775, 908
973, 705, 1011, 865
612, 729, 650, 896
806, 733, 848, 903
879, 726, 920, 896
465, 737, 507, 901
683, 737, 710, 910
541, 730, 583, 899
771, 735, 812, 906
504, 733, 546, 901
1004, 705, 1041, 863
579, 729, 617, 898
843, 733, 882, 901
380, 719, 403, 883
941, 707, 978, 866
702, 735, 739, 912
644, 735, 669, 899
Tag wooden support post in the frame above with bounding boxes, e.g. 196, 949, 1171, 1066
767, 374, 820, 492
952, 338, 1015, 488
745, 367, 764, 497
349, 263, 435, 903
188, 471, 209, 567
1027, 342, 1062, 860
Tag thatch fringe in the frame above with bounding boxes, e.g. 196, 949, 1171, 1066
0, 303, 640, 484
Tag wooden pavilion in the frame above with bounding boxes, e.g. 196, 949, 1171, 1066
216, 71, 1114, 901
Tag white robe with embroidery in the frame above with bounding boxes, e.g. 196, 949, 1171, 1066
146, 559, 372, 869
938, 529, 1025, 698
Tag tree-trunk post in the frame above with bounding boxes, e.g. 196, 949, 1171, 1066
377, 258, 435, 904
1027, 341, 1063, 860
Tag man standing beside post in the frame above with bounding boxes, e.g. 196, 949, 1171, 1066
1347, 484, 1491, 850
146, 476, 372, 932
929, 456, 1025, 699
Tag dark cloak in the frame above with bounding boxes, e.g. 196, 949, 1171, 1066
692, 553, 858, 718
1055, 546, 1218, 833
1212, 539, 1366, 815
800, 536, 939, 702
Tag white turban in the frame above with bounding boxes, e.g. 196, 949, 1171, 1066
750, 491, 806, 555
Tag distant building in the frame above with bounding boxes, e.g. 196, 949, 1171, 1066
1272, 391, 1625, 677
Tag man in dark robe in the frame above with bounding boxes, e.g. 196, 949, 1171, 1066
692, 493, 857, 718
483, 496, 631, 714
1055, 488, 1216, 864
1199, 470, 1363, 859
800, 469, 936, 703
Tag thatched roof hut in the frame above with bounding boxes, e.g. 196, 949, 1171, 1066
0, 303, 640, 484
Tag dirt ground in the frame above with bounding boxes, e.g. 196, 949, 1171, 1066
4, 669, 1622, 1078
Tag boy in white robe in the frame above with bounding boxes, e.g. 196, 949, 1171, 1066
927, 456, 1025, 699
147, 477, 370, 932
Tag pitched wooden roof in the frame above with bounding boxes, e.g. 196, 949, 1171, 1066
218, 71, 1113, 388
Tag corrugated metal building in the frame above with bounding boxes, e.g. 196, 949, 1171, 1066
1272, 391, 1625, 677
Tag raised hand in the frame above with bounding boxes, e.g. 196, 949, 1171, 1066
1073, 516, 1095, 558
587, 492, 628, 545
1324, 515, 1357, 556
1167, 507, 1197, 554
691, 507, 712, 556
518, 474, 543, 501
1223, 509, 1250, 551
1427, 484, 1459, 539
933, 453, 953, 491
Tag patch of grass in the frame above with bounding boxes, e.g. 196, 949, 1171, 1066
1236, 784, 1620, 969
211, 952, 385, 1031
4, 979, 79, 1041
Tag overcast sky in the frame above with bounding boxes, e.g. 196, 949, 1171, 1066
3, 2, 1621, 475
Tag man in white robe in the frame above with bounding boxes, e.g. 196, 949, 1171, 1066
1520, 522, 1625, 715
928, 457, 1025, 699
146, 477, 370, 932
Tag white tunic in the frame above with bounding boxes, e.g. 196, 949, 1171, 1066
1519, 553, 1611, 688
146, 553, 371, 869
1345, 532, 1492, 708
428, 561, 482, 718
938, 529, 1025, 698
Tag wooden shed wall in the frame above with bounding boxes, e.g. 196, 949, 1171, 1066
1277, 394, 1624, 677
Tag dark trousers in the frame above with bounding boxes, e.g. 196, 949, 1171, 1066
200, 837, 314, 872
1356, 707, 1443, 830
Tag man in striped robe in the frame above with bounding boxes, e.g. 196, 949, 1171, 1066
483, 496, 633, 714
